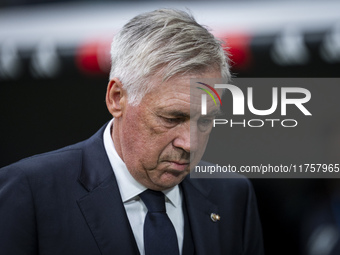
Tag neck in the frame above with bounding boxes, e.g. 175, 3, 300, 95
111, 118, 124, 162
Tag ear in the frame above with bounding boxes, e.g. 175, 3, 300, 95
106, 78, 127, 118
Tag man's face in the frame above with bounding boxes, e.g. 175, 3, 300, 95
114, 70, 221, 190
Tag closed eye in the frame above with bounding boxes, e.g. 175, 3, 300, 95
162, 117, 183, 124
197, 117, 214, 132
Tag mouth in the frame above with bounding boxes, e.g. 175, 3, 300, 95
166, 161, 190, 171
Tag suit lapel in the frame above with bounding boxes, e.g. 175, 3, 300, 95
181, 177, 221, 255
77, 125, 139, 255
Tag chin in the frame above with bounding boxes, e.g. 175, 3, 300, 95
153, 171, 187, 189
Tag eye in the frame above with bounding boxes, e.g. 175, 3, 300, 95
161, 117, 182, 126
198, 117, 213, 132
198, 118, 212, 125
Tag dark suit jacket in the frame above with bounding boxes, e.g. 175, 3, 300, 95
0, 125, 263, 255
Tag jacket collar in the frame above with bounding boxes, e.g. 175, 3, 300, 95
77, 123, 140, 255
78, 124, 113, 192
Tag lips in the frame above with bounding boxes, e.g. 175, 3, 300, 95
171, 161, 190, 165
167, 161, 190, 171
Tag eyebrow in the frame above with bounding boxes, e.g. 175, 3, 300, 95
164, 110, 190, 119
205, 108, 223, 117
160, 108, 223, 119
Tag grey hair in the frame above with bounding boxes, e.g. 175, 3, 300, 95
109, 8, 231, 105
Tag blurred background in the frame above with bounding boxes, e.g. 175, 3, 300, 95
1, 0, 340, 254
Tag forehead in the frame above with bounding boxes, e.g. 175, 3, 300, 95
141, 70, 223, 110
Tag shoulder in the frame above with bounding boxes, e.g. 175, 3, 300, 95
0, 145, 86, 202
0, 123, 107, 180
0, 142, 84, 179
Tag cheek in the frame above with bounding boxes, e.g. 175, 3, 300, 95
192, 132, 210, 163
120, 112, 147, 160
121, 113, 167, 168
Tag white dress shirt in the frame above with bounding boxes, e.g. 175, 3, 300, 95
103, 119, 184, 255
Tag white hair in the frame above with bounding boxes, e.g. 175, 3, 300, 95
109, 8, 230, 105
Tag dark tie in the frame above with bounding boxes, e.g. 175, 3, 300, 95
139, 189, 180, 255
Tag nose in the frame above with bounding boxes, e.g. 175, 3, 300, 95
172, 121, 199, 153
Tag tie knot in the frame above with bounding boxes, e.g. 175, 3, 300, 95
139, 189, 166, 213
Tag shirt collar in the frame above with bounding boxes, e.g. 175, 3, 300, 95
163, 186, 181, 208
103, 119, 181, 207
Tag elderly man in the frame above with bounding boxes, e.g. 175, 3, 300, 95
0, 9, 263, 255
